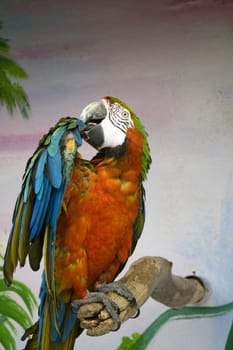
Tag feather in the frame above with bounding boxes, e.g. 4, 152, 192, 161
18, 193, 34, 265
48, 126, 65, 157
34, 150, 47, 196
3, 116, 83, 292
23, 173, 32, 203
73, 127, 83, 146
47, 152, 62, 188
28, 235, 44, 271
29, 177, 51, 240
50, 301, 77, 344
9, 196, 24, 267
132, 186, 145, 254
22, 148, 41, 184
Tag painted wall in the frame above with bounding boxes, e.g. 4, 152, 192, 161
1, 1, 233, 349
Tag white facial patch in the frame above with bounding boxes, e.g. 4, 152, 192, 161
99, 102, 134, 148
109, 103, 134, 132
101, 116, 126, 148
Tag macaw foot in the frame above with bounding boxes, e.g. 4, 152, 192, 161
95, 280, 140, 318
72, 281, 139, 332
72, 291, 121, 331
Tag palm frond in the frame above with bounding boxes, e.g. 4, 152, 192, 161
0, 21, 9, 53
0, 56, 29, 78
0, 245, 37, 350
0, 279, 38, 316
12, 82, 30, 119
0, 316, 17, 334
0, 38, 9, 53
0, 322, 17, 350
0, 21, 30, 118
0, 70, 30, 119
0, 294, 33, 329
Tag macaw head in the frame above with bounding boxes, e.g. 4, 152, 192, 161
80, 96, 146, 150
79, 96, 151, 179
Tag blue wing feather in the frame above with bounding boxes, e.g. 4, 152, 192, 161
37, 180, 44, 201
50, 300, 77, 344
29, 177, 52, 240
47, 152, 62, 188
3, 117, 84, 282
34, 150, 48, 195
73, 127, 83, 145
47, 126, 65, 157
23, 171, 32, 203
46, 186, 64, 230
3, 117, 86, 348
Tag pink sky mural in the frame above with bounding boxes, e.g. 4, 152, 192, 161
1, 1, 233, 349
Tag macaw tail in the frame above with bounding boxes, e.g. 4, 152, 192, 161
23, 273, 82, 350
23, 297, 81, 350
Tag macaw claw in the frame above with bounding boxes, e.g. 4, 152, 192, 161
71, 291, 121, 331
95, 281, 140, 318
95, 281, 135, 305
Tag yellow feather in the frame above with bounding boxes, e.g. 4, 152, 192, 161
19, 191, 34, 265
10, 196, 24, 268
38, 298, 79, 350
43, 226, 61, 338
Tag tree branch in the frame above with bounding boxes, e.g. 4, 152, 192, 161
76, 256, 206, 336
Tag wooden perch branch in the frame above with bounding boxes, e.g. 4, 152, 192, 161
76, 256, 206, 336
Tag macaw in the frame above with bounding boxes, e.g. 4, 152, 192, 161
3, 96, 151, 350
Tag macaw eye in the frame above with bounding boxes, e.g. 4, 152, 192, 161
122, 110, 130, 118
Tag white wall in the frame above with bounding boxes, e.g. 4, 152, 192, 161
1, 1, 233, 349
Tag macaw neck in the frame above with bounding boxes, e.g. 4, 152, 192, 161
91, 128, 144, 177
91, 141, 127, 162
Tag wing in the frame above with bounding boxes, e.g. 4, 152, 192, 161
131, 184, 146, 254
3, 117, 85, 287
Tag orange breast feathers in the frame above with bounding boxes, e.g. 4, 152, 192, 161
55, 128, 144, 299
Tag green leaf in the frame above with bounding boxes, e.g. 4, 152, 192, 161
0, 279, 38, 316
0, 37, 9, 53
0, 41, 9, 53
0, 316, 17, 337
0, 245, 37, 349
225, 320, 233, 350
0, 70, 17, 113
0, 314, 7, 323
129, 302, 233, 350
0, 295, 32, 329
0, 22, 9, 54
3, 318, 17, 334
0, 56, 29, 79
0, 21, 30, 119
117, 333, 141, 350
0, 70, 30, 119
0, 247, 4, 260
0, 322, 17, 350
12, 82, 30, 119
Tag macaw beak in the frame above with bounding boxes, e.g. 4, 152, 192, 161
79, 98, 109, 149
